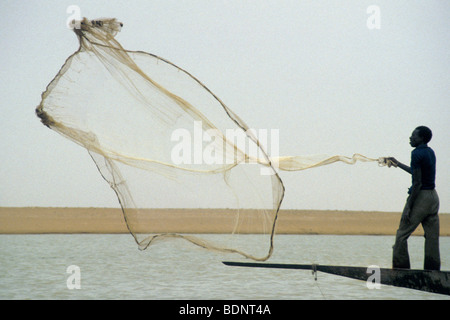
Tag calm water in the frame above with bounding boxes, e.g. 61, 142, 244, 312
0, 234, 449, 300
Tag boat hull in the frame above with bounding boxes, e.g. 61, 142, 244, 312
223, 261, 450, 296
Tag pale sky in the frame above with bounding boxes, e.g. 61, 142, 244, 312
1, 0, 449, 212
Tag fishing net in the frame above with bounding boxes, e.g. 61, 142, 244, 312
36, 18, 389, 261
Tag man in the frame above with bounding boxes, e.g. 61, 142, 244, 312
386, 126, 440, 270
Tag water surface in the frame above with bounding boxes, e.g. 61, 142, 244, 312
1, 234, 448, 300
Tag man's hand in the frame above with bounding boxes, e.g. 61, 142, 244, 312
384, 157, 412, 174
401, 206, 411, 224
385, 157, 399, 168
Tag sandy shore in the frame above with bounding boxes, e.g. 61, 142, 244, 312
0, 207, 449, 236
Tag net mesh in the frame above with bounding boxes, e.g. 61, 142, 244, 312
36, 18, 389, 260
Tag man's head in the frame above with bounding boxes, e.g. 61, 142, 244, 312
410, 126, 432, 147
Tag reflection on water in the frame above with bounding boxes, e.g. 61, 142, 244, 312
0, 234, 448, 299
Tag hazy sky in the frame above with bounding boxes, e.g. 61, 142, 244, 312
1, 0, 449, 212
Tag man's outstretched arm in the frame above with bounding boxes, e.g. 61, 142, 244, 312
386, 157, 412, 174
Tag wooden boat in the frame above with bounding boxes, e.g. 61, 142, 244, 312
223, 261, 450, 296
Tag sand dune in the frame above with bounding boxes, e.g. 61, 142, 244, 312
0, 207, 449, 236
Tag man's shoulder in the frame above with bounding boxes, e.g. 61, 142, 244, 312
413, 145, 434, 154
411, 145, 435, 167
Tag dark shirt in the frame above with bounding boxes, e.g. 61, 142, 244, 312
408, 144, 436, 194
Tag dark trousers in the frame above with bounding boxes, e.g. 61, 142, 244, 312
392, 189, 440, 270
